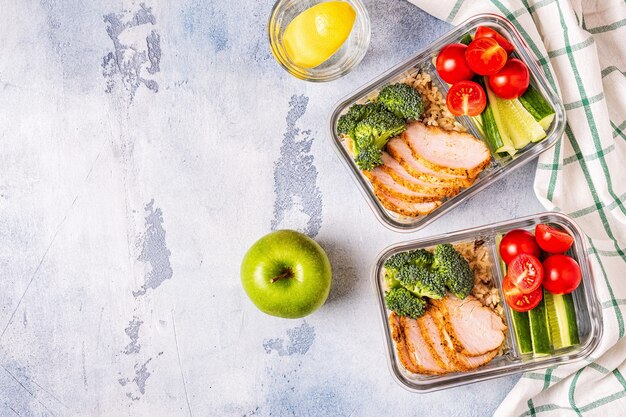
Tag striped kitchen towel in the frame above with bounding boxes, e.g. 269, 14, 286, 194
404, 0, 626, 415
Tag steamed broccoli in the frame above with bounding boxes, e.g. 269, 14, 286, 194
396, 265, 446, 299
384, 249, 433, 280
432, 244, 474, 299
336, 102, 379, 137
378, 83, 425, 120
352, 108, 405, 171
384, 287, 427, 319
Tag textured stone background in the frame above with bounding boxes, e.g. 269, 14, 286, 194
0, 0, 546, 416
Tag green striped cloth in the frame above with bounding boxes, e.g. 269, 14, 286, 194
406, 0, 626, 415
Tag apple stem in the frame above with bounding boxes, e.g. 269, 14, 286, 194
271, 269, 293, 283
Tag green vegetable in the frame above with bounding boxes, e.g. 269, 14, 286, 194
336, 102, 379, 138
484, 82, 516, 155
384, 249, 434, 280
459, 33, 473, 45
544, 290, 580, 350
353, 109, 406, 170
528, 297, 552, 355
519, 84, 556, 130
384, 287, 427, 319
377, 83, 425, 120
511, 310, 533, 355
396, 265, 446, 299
432, 243, 474, 299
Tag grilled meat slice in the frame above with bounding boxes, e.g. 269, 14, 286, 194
402, 122, 491, 178
373, 188, 441, 217
363, 168, 441, 203
399, 315, 447, 374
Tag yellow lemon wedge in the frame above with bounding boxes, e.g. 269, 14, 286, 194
282, 1, 356, 69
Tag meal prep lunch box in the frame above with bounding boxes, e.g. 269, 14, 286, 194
328, 14, 566, 232
372, 212, 602, 392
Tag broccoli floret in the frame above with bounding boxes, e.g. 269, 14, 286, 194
352, 109, 405, 171
384, 287, 427, 319
378, 83, 425, 120
396, 265, 446, 299
336, 102, 379, 137
384, 249, 434, 280
432, 244, 474, 299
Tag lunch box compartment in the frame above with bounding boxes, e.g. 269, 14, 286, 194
372, 212, 602, 392
328, 14, 566, 232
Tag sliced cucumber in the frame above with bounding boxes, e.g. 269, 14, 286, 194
511, 310, 533, 354
520, 85, 556, 130
484, 83, 516, 155
544, 290, 580, 350
497, 97, 546, 148
529, 298, 552, 355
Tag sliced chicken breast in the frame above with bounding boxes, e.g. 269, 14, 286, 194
386, 138, 474, 187
379, 153, 460, 197
431, 295, 506, 357
373, 188, 442, 217
399, 316, 447, 374
402, 122, 491, 178
389, 313, 421, 374
363, 169, 440, 203
417, 311, 455, 372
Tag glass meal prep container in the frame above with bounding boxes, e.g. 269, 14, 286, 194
328, 14, 566, 232
372, 212, 602, 392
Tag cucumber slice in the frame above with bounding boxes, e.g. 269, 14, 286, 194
544, 290, 580, 349
519, 85, 556, 130
498, 97, 546, 148
528, 298, 552, 355
511, 310, 533, 354
484, 83, 516, 155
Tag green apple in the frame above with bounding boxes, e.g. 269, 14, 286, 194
241, 230, 332, 318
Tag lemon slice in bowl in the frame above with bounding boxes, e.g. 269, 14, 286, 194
282, 1, 356, 69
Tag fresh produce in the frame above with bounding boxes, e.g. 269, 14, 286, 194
445, 80, 487, 116
432, 243, 474, 299
498, 225, 581, 356
481, 85, 516, 154
519, 84, 556, 130
336, 102, 378, 138
544, 290, 580, 349
378, 83, 425, 120
499, 229, 541, 264
465, 37, 508, 75
383, 244, 475, 318
240, 230, 332, 318
528, 298, 551, 355
435, 43, 475, 84
507, 253, 544, 294
542, 254, 582, 294
535, 224, 574, 253
474, 26, 515, 54
282, 1, 356, 68
352, 109, 405, 170
503, 275, 543, 312
487, 58, 530, 99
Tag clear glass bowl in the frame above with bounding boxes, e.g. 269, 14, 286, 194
372, 212, 602, 392
268, 0, 371, 82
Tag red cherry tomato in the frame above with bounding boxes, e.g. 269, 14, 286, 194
465, 37, 508, 75
474, 26, 515, 54
436, 43, 476, 84
487, 58, 530, 99
445, 80, 486, 116
499, 229, 541, 265
503, 275, 543, 312
535, 224, 574, 254
508, 254, 543, 294
542, 255, 582, 294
